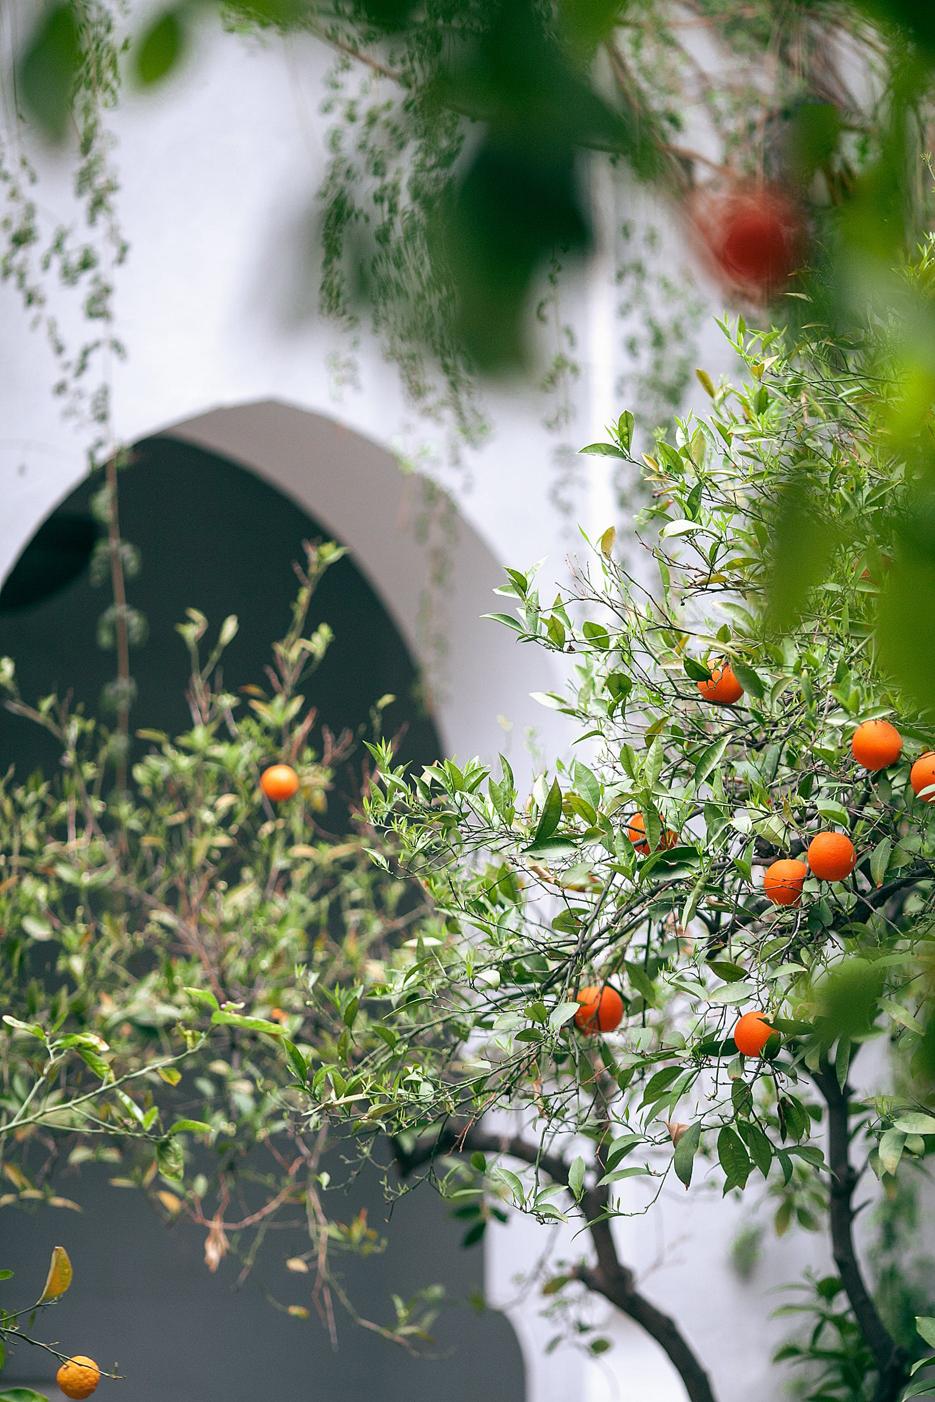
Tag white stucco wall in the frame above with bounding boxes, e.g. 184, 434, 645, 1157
0, 9, 833, 1402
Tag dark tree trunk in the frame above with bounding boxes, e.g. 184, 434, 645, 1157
812, 1063, 908, 1402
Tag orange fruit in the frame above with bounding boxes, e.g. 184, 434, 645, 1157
710, 188, 805, 294
807, 831, 856, 882
763, 858, 807, 906
910, 752, 935, 802
851, 720, 902, 772
696, 663, 744, 706
260, 763, 299, 802
626, 813, 678, 856
573, 985, 624, 1035
733, 1010, 776, 1057
56, 1356, 101, 1400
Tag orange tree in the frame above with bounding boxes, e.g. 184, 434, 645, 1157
281, 304, 935, 1401
0, 541, 441, 1383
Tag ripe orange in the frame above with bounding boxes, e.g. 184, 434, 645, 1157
807, 831, 856, 882
696, 663, 744, 706
709, 187, 804, 293
763, 858, 807, 906
260, 763, 299, 802
56, 1356, 101, 1400
733, 1010, 776, 1057
626, 813, 678, 856
574, 985, 624, 1035
910, 752, 935, 802
851, 720, 902, 772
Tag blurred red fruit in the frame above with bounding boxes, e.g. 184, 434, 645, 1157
706, 187, 805, 296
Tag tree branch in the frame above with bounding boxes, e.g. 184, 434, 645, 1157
811, 1062, 907, 1402
394, 1123, 718, 1402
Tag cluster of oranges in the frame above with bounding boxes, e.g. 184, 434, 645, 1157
572, 694, 934, 1047
763, 720, 935, 907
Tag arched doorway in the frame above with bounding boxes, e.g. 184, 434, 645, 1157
0, 434, 526, 1401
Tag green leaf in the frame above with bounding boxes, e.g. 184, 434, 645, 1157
737, 1120, 773, 1178
211, 1010, 286, 1036
0, 1391, 53, 1401
673, 1122, 701, 1188
283, 1038, 308, 1082
693, 735, 729, 786
878, 547, 935, 709
660, 519, 701, 539
184, 987, 220, 1011
567, 1155, 586, 1200
582, 621, 610, 649
878, 1128, 905, 1176
764, 478, 838, 632
482, 612, 524, 632
730, 661, 764, 699
616, 411, 634, 452
916, 1317, 935, 1350
707, 960, 747, 984
683, 656, 712, 682
717, 1126, 751, 1189
640, 1065, 683, 1105
605, 1134, 642, 1170
461, 1219, 486, 1247
816, 958, 884, 1042
17, 2, 81, 143
493, 1167, 525, 1205
893, 1113, 935, 1135
549, 1001, 580, 1031
134, 8, 187, 86
901, 1379, 935, 1399
531, 779, 563, 846
168, 1119, 212, 1137
579, 442, 627, 458
870, 837, 892, 888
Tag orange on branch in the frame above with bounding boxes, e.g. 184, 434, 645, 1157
807, 831, 856, 882
851, 720, 902, 772
763, 858, 807, 906
56, 1356, 101, 1400
260, 763, 300, 802
573, 985, 624, 1035
696, 663, 744, 706
626, 813, 678, 856
733, 1010, 776, 1057
910, 752, 935, 802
